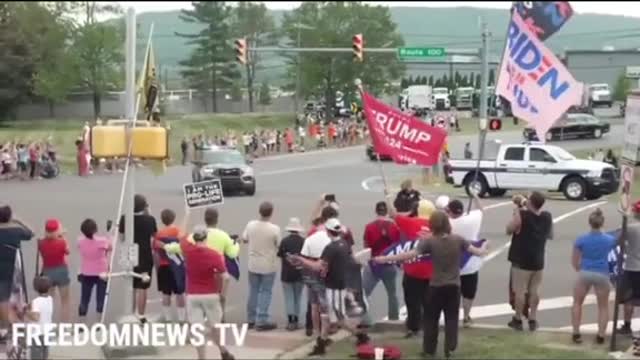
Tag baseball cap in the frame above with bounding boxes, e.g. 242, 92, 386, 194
435, 195, 450, 210
447, 200, 464, 216
325, 218, 342, 233
192, 225, 209, 242
45, 219, 61, 233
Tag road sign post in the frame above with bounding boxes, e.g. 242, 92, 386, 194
612, 89, 640, 351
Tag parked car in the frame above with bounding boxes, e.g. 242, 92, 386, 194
447, 142, 618, 201
522, 113, 610, 142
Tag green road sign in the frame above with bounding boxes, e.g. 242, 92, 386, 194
397, 47, 446, 59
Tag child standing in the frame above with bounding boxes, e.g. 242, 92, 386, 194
38, 219, 70, 322
153, 209, 186, 323
77, 219, 111, 323
277, 218, 306, 331
28, 276, 53, 360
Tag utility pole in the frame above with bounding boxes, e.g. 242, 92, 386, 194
124, 7, 137, 316
294, 23, 302, 115
467, 21, 490, 212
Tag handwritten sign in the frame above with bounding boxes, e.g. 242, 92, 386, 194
183, 179, 224, 209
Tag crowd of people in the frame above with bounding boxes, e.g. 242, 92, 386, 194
180, 117, 368, 165
0, 140, 59, 181
4, 178, 640, 359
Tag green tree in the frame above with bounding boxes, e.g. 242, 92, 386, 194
475, 73, 481, 89
31, 4, 79, 117
72, 2, 124, 118
469, 72, 475, 87
614, 71, 631, 101
461, 75, 469, 87
441, 75, 448, 88
428, 75, 434, 86
420, 76, 428, 85
231, 2, 277, 112
259, 81, 271, 106
177, 2, 239, 113
454, 71, 461, 87
230, 81, 242, 102
400, 77, 408, 89
281, 2, 404, 116
488, 68, 495, 86
435, 79, 442, 87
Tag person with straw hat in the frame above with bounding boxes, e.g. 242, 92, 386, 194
277, 218, 306, 331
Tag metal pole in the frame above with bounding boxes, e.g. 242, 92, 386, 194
124, 7, 137, 316
468, 21, 490, 213
611, 214, 628, 351
294, 23, 301, 115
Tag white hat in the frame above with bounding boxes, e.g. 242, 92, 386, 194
325, 218, 342, 233
285, 217, 305, 233
435, 195, 450, 210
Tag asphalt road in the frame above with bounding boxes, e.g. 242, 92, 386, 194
1, 114, 630, 334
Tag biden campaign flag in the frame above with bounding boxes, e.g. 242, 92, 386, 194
157, 236, 186, 294
496, 11, 583, 142
370, 238, 486, 276
512, 2, 574, 41
363, 92, 447, 166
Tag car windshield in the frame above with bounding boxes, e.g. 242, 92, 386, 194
547, 146, 576, 161
458, 89, 474, 95
590, 85, 609, 91
202, 151, 245, 164
433, 88, 448, 95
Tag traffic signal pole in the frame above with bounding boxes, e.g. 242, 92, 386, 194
467, 21, 490, 213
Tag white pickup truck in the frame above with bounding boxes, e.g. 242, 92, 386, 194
446, 143, 619, 200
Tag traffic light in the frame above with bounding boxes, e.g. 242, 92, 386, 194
352, 33, 363, 62
235, 38, 247, 65
489, 118, 502, 131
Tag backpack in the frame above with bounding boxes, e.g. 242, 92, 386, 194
355, 344, 402, 360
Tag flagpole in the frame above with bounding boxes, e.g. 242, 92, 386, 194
356, 79, 389, 194
467, 20, 490, 214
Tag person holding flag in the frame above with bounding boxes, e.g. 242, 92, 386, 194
373, 211, 489, 359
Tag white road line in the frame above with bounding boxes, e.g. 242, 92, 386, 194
257, 145, 364, 161
361, 176, 378, 191
258, 160, 359, 176
385, 200, 608, 322
558, 318, 640, 334
485, 200, 607, 262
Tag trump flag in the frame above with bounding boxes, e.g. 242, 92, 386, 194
496, 11, 583, 142
362, 92, 447, 166
512, 2, 574, 41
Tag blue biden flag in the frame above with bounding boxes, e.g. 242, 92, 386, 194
225, 256, 240, 281
369, 238, 487, 277
157, 237, 186, 294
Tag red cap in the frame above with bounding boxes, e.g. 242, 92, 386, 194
633, 200, 640, 214
45, 219, 61, 233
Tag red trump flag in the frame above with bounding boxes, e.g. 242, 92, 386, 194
362, 92, 447, 166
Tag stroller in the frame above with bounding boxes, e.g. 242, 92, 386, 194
40, 153, 60, 179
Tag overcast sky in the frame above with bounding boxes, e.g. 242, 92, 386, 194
113, 1, 640, 18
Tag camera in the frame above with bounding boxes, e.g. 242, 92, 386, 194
512, 194, 528, 209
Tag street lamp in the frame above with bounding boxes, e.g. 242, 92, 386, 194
293, 22, 315, 115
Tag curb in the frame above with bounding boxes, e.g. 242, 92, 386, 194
276, 330, 351, 359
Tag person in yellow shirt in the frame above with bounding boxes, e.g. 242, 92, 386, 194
167, 207, 239, 317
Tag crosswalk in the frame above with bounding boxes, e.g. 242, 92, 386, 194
392, 294, 640, 335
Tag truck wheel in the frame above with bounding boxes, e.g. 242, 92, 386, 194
593, 128, 602, 139
488, 189, 507, 197
465, 175, 488, 198
245, 183, 256, 196
562, 177, 586, 200
607, 102, 612, 108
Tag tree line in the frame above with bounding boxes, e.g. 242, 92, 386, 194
400, 69, 496, 90
0, 1, 405, 119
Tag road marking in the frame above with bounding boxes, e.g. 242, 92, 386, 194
385, 200, 608, 322
258, 160, 360, 176
361, 176, 378, 191
484, 200, 607, 262
257, 145, 364, 161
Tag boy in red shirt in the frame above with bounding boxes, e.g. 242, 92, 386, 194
153, 209, 186, 323
181, 225, 234, 360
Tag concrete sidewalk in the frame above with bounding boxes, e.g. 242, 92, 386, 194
0, 328, 312, 360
